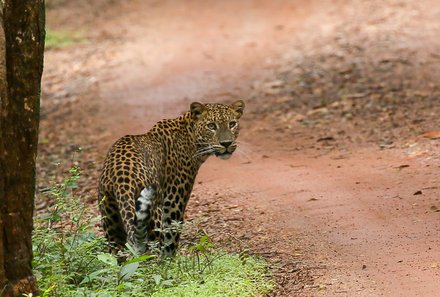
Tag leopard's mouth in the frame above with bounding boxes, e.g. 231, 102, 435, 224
215, 151, 232, 160
213, 143, 236, 160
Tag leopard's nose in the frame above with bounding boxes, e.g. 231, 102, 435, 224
220, 141, 233, 148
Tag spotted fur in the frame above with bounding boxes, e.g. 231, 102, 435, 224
98, 100, 245, 256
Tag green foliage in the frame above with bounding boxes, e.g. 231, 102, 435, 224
33, 165, 107, 295
33, 166, 273, 296
152, 252, 272, 297
45, 30, 85, 49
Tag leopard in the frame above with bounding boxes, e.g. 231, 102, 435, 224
98, 100, 245, 257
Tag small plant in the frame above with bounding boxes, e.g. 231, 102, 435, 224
176, 234, 217, 281
33, 165, 106, 295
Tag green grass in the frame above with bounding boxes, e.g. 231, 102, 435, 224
152, 254, 272, 297
33, 165, 273, 296
45, 30, 85, 49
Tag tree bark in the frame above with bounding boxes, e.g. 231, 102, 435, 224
0, 1, 45, 296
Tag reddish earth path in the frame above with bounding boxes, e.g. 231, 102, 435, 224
44, 0, 440, 296
200, 149, 440, 296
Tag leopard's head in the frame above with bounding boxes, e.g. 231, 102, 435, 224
191, 100, 245, 160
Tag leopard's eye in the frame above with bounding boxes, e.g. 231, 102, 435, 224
229, 121, 237, 129
207, 122, 217, 130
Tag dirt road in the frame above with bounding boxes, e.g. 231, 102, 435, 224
41, 0, 440, 296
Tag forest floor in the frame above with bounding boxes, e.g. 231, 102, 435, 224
38, 0, 440, 296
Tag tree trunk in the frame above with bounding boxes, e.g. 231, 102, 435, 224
0, 1, 45, 296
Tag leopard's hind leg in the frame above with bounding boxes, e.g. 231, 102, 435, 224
98, 192, 127, 255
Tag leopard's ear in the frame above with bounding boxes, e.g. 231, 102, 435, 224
231, 100, 245, 118
190, 102, 205, 120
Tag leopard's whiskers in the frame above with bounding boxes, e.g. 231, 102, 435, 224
232, 141, 253, 161
235, 141, 254, 154
193, 146, 215, 158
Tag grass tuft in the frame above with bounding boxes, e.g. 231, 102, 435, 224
152, 254, 272, 297
45, 30, 85, 49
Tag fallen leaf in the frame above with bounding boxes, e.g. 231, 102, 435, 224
395, 164, 410, 170
345, 92, 369, 99
307, 107, 329, 117
430, 205, 440, 212
317, 136, 335, 142
262, 80, 285, 95
406, 151, 428, 159
418, 131, 440, 139
291, 113, 305, 122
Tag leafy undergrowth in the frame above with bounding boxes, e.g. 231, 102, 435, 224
33, 166, 273, 297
